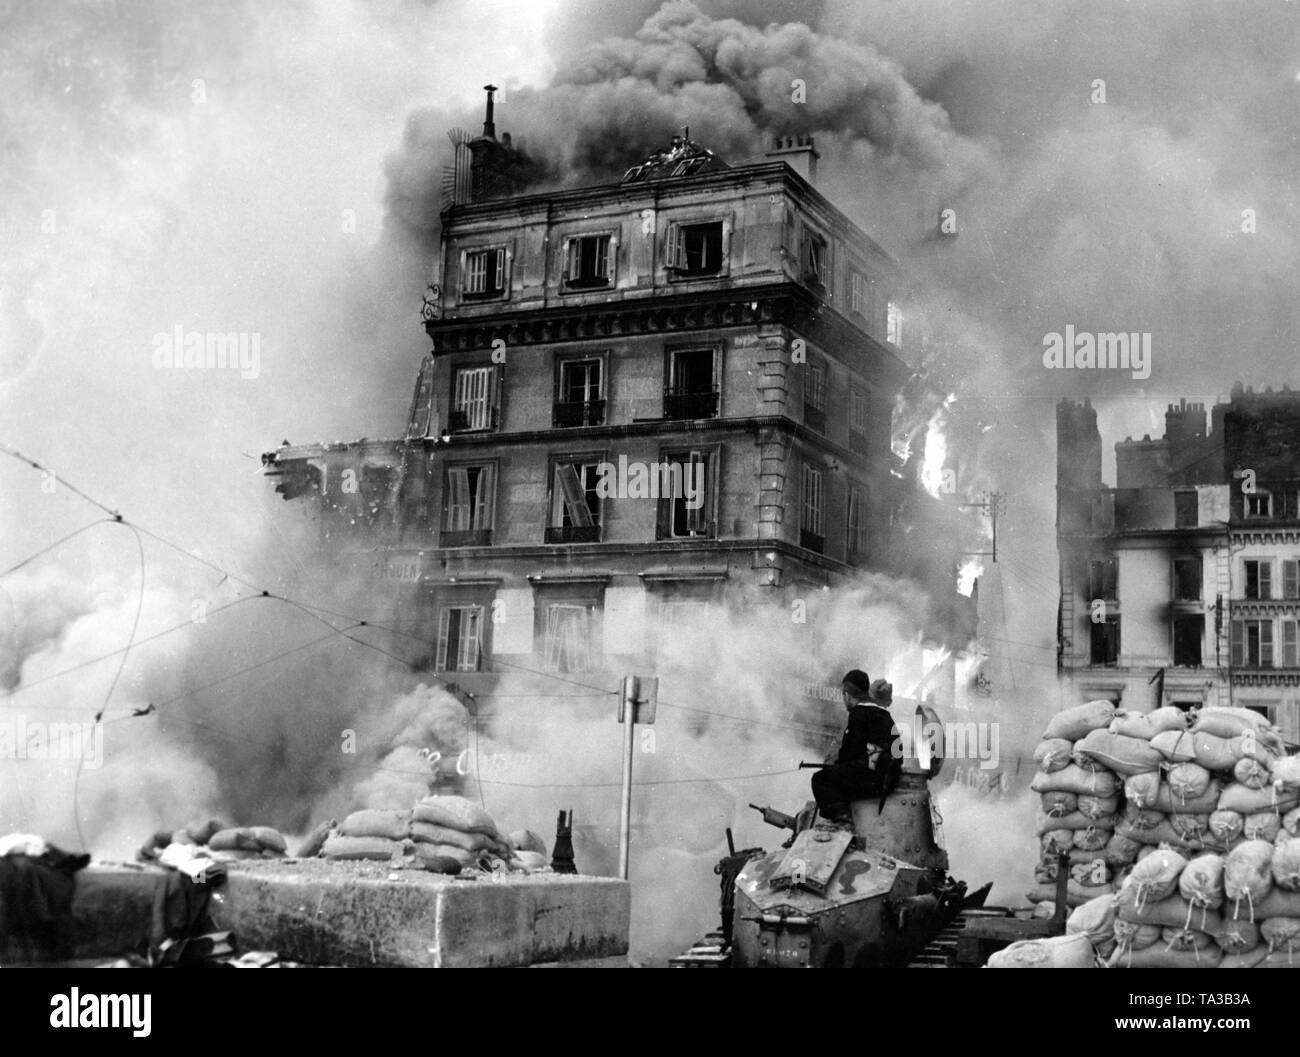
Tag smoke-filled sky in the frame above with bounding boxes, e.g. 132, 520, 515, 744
4, 0, 1300, 961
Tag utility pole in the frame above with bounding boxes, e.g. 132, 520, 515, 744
616, 674, 657, 880
959, 490, 1007, 562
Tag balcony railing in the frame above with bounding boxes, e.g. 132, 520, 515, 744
439, 529, 492, 548
663, 387, 719, 420
545, 525, 601, 544
552, 399, 606, 428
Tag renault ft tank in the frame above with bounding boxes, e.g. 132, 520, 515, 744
673, 704, 985, 968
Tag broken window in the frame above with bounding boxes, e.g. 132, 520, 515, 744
437, 606, 482, 672
563, 234, 613, 288
463, 246, 506, 300
801, 463, 824, 553
548, 460, 601, 543
1174, 490, 1198, 528
1172, 615, 1202, 667
803, 229, 828, 289
1231, 618, 1273, 667
442, 463, 494, 545
543, 603, 598, 673
1172, 557, 1201, 601
1087, 558, 1118, 601
668, 221, 725, 275
657, 449, 712, 539
1244, 559, 1272, 600
450, 365, 498, 433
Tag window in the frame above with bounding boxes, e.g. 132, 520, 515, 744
668, 221, 724, 275
1283, 619, 1299, 667
849, 389, 869, 455
850, 272, 871, 317
1087, 558, 1117, 601
547, 459, 602, 543
1231, 619, 1274, 667
407, 357, 436, 438
1245, 491, 1272, 518
1172, 615, 1202, 667
801, 464, 824, 553
657, 450, 712, 539
450, 365, 498, 433
463, 246, 506, 300
436, 606, 482, 672
1172, 557, 1201, 601
442, 463, 494, 546
805, 362, 827, 433
847, 486, 868, 558
1090, 617, 1120, 666
1244, 559, 1272, 600
543, 603, 599, 673
664, 347, 718, 419
554, 358, 605, 427
1174, 490, 1198, 528
886, 301, 902, 346
803, 229, 828, 289
658, 600, 710, 662
563, 234, 613, 288
1286, 559, 1300, 599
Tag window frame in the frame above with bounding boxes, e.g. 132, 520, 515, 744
802, 225, 829, 291
663, 343, 721, 420
560, 230, 617, 291
460, 243, 511, 303
1173, 490, 1198, 528
1171, 556, 1202, 601
801, 461, 825, 553
448, 362, 501, 434
546, 451, 606, 544
1171, 614, 1203, 667
436, 604, 485, 672
655, 445, 719, 541
1231, 618, 1274, 667
847, 484, 869, 559
664, 216, 731, 280
553, 352, 608, 428
440, 459, 497, 546
1244, 558, 1273, 600
1245, 490, 1273, 519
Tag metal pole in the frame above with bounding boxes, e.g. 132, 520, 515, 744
618, 675, 638, 880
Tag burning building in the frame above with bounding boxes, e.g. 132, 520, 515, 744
1057, 386, 1300, 742
262, 90, 968, 700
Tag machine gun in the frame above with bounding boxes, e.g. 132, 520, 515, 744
748, 803, 796, 831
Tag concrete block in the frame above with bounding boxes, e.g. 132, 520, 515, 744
214, 859, 630, 967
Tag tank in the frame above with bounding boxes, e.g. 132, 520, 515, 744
673, 704, 975, 968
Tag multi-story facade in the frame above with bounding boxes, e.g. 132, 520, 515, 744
1056, 387, 1300, 741
265, 100, 958, 696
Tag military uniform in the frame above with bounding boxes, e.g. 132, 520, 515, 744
812, 702, 902, 816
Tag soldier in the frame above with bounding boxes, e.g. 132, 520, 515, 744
811, 670, 902, 822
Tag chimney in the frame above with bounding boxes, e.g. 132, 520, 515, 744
766, 133, 819, 183
481, 84, 497, 139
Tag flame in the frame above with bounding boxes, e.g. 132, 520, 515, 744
958, 558, 983, 597
919, 413, 949, 498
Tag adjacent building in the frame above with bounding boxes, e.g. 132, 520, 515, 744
1056, 386, 1300, 742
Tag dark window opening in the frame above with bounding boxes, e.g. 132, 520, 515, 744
1172, 557, 1201, 601
1087, 558, 1117, 601
1245, 559, 1272, 600
1174, 490, 1198, 528
564, 235, 611, 288
1172, 615, 1202, 666
547, 461, 602, 544
657, 451, 712, 539
1090, 617, 1120, 666
463, 247, 506, 300
554, 359, 605, 427
670, 222, 724, 275
665, 348, 718, 419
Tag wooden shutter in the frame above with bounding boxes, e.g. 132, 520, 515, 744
685, 451, 708, 534
1285, 559, 1299, 600
407, 357, 435, 438
1261, 561, 1273, 600
1262, 621, 1275, 667
493, 248, 506, 293
603, 236, 615, 282
436, 608, 451, 670
1284, 619, 1298, 668
445, 468, 470, 531
1231, 620, 1244, 666
471, 464, 494, 530
562, 238, 576, 282
556, 463, 593, 527
459, 607, 481, 671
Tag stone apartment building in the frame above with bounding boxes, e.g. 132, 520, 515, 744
1056, 387, 1300, 742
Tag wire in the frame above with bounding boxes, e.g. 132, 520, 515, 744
0, 518, 115, 578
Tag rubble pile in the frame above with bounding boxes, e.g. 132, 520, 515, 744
1028, 700, 1300, 968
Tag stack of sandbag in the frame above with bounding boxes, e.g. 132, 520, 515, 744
409, 795, 512, 872
1028, 700, 1126, 910
320, 808, 412, 862
1107, 836, 1300, 968
987, 931, 1097, 968
140, 818, 288, 864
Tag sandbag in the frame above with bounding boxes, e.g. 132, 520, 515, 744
1110, 706, 1188, 741
1037, 854, 1104, 881
1116, 819, 1205, 853
1040, 791, 1077, 817
1150, 729, 1198, 763
1113, 919, 1161, 951
416, 842, 475, 868
1224, 840, 1274, 913
1077, 793, 1119, 820
412, 796, 497, 835
1284, 807, 1300, 839
1109, 943, 1222, 968
1126, 848, 1188, 904
1233, 757, 1272, 790
1221, 946, 1275, 969
338, 808, 411, 841
1074, 729, 1164, 776
409, 821, 495, 853
1037, 810, 1116, 834
1043, 700, 1117, 742
320, 834, 401, 861
1068, 893, 1118, 949
1274, 756, 1300, 792
1272, 839, 1300, 892
987, 932, 1095, 968
1168, 762, 1212, 801
1073, 826, 1112, 852
1210, 810, 1244, 844
1122, 802, 1164, 831
409, 842, 463, 874
1195, 709, 1285, 754
1125, 773, 1221, 814
1261, 917, 1300, 953
513, 850, 548, 871
1116, 885, 1223, 932
1179, 854, 1225, 909
295, 819, 336, 859
1026, 880, 1114, 909
1248, 888, 1300, 919
1071, 860, 1112, 886
1243, 812, 1280, 843
1104, 831, 1143, 868
508, 829, 547, 855
1041, 829, 1074, 855
1218, 783, 1300, 817
1169, 814, 1211, 842
183, 819, 225, 845
209, 827, 260, 852
1212, 918, 1260, 955
1034, 738, 1075, 773
1031, 764, 1119, 798
1152, 730, 1273, 772
1161, 926, 1214, 951
208, 848, 262, 862
170, 828, 196, 847
249, 826, 287, 854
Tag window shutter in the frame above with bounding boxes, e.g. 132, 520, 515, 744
436, 608, 451, 670
1261, 561, 1273, 600
556, 463, 593, 527
472, 464, 494, 530
720, 217, 732, 272
1286, 560, 1299, 599
461, 607, 481, 671
604, 236, 615, 282
686, 451, 707, 534
493, 248, 506, 293
1285, 619, 1298, 667
1262, 620, 1275, 667
1231, 620, 1243, 666
562, 238, 574, 281
407, 357, 435, 438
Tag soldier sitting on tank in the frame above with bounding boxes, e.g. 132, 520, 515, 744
811, 670, 903, 824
